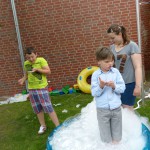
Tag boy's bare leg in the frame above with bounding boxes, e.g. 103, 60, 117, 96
48, 111, 60, 127
37, 111, 46, 126
112, 141, 120, 144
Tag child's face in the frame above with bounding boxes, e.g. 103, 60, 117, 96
25, 52, 37, 63
98, 58, 114, 72
108, 32, 122, 45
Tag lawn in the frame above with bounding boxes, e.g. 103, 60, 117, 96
0, 93, 150, 150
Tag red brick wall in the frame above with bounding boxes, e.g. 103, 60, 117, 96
0, 0, 148, 96
140, 1, 150, 72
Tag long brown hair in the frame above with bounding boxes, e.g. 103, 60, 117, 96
107, 24, 130, 45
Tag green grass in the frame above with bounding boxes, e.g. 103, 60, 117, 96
0, 93, 150, 150
135, 98, 150, 119
0, 93, 92, 150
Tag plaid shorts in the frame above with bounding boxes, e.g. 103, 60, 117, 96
28, 89, 54, 114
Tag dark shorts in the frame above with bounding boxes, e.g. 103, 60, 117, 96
121, 82, 136, 106
28, 89, 54, 114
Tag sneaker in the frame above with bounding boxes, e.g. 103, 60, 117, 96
38, 125, 46, 134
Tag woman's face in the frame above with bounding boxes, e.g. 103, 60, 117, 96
108, 32, 123, 45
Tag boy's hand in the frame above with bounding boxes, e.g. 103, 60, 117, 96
99, 77, 107, 89
18, 78, 24, 85
106, 81, 115, 90
32, 68, 39, 72
32, 66, 51, 74
18, 74, 27, 85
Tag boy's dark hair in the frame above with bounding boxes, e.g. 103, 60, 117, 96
25, 47, 35, 55
95, 47, 115, 61
107, 24, 130, 45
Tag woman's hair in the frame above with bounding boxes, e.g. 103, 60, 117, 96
95, 47, 115, 61
107, 24, 130, 45
25, 47, 35, 55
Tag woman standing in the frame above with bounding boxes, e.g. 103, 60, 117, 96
107, 24, 142, 110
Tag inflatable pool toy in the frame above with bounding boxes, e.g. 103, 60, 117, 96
46, 93, 150, 150
46, 100, 150, 150
77, 66, 99, 93
46, 94, 150, 150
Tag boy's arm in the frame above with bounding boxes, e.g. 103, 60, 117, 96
32, 65, 51, 75
18, 72, 28, 85
113, 71, 126, 94
32, 58, 51, 75
91, 73, 104, 97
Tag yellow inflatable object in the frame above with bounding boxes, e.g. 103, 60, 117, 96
77, 66, 99, 93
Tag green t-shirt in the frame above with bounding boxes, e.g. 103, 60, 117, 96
24, 57, 48, 89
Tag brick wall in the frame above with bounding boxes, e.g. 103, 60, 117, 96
0, 0, 23, 96
140, 1, 150, 73
0, 0, 148, 96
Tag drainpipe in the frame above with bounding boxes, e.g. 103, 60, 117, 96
10, 0, 27, 90
135, 0, 145, 104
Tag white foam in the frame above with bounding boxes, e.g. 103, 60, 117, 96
50, 100, 149, 150
0, 94, 29, 105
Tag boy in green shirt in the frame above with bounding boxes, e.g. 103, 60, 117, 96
18, 47, 59, 134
